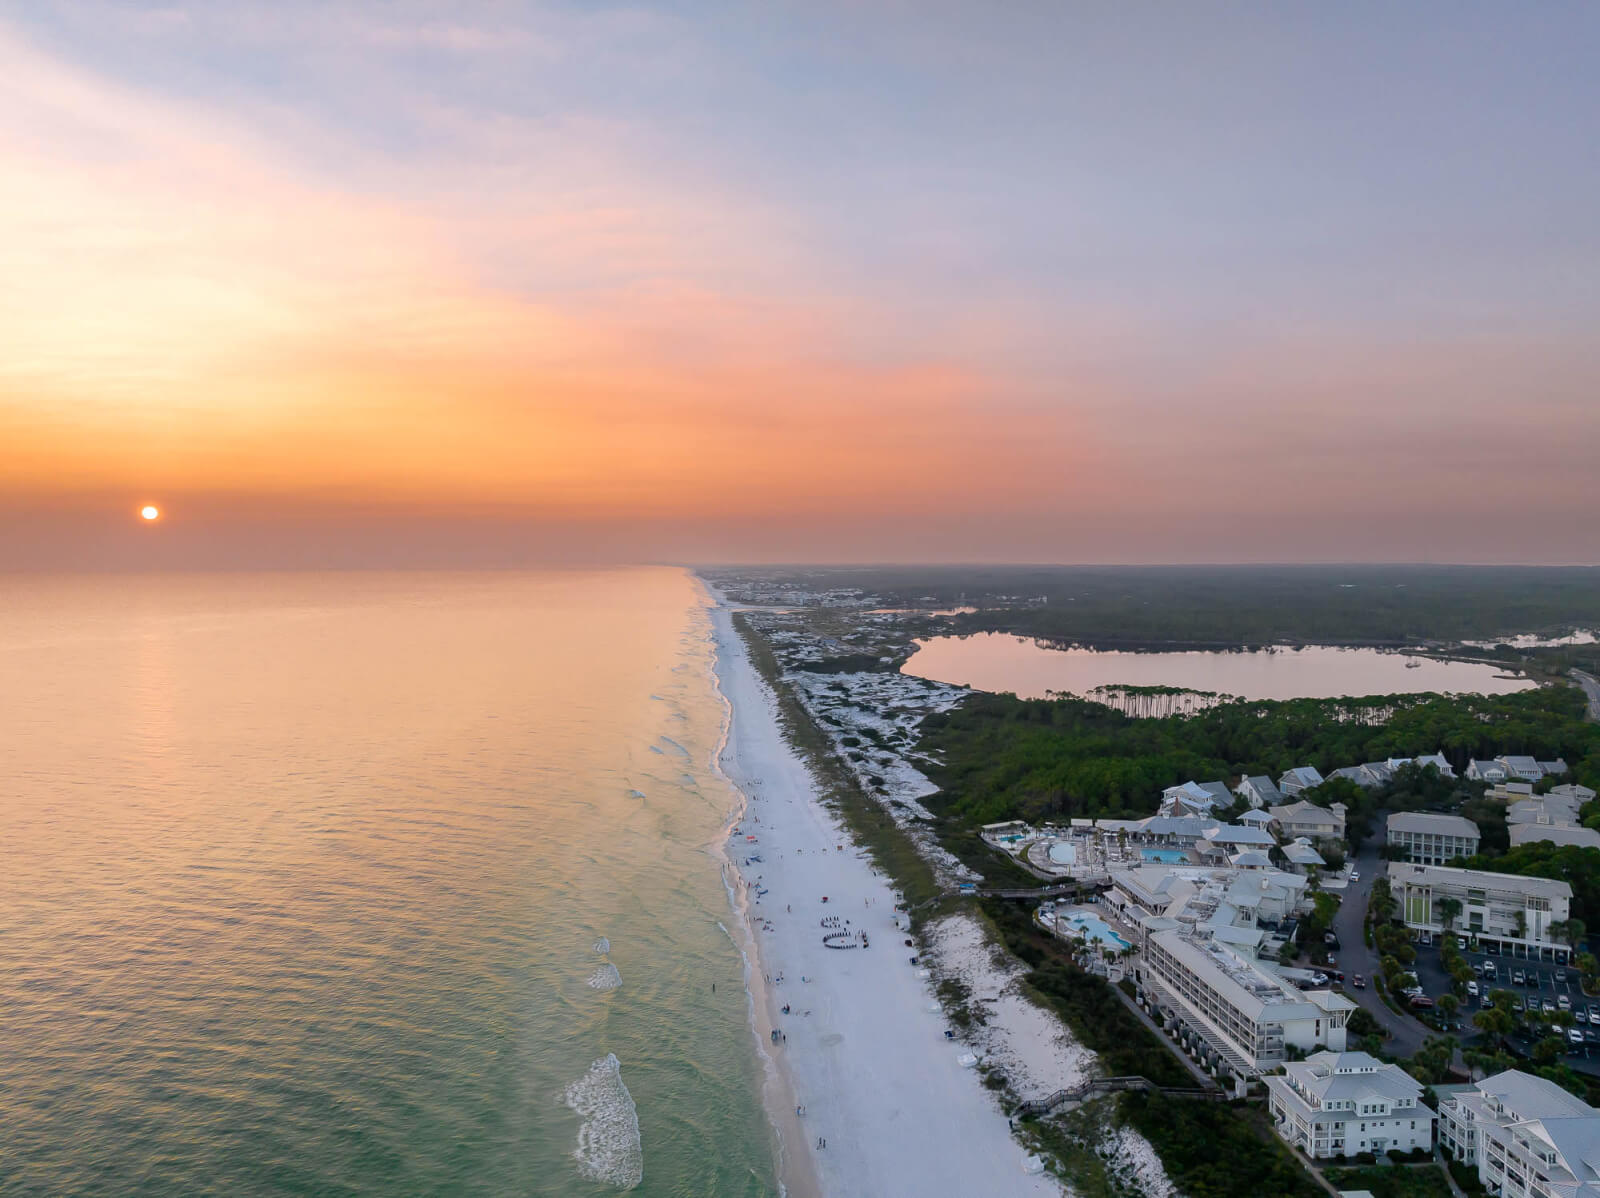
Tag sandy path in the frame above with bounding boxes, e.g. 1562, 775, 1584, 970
711, 603, 1062, 1198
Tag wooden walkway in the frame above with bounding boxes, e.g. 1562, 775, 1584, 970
1013, 1074, 1222, 1118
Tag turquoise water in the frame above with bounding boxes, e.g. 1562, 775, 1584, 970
0, 569, 774, 1196
1062, 913, 1133, 950
1140, 848, 1190, 864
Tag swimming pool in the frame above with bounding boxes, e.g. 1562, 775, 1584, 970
1059, 912, 1133, 951
1140, 847, 1188, 864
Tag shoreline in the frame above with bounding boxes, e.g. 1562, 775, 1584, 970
704, 593, 821, 1198
702, 586, 1062, 1198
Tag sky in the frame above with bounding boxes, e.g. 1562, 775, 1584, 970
2, 1, 1597, 568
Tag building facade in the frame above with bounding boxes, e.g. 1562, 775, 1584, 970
1138, 927, 1352, 1079
1388, 862, 1574, 960
1266, 1051, 1433, 1160
1386, 811, 1482, 866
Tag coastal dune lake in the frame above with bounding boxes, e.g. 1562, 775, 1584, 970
902, 633, 1537, 702
0, 569, 774, 1197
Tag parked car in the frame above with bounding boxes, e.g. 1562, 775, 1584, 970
1576, 1008, 1589, 1025
1570, 1027, 1585, 1046
1559, 994, 1572, 1011
1349, 870, 1360, 882
1473, 962, 1486, 976
1557, 969, 1568, 983
1544, 999, 1557, 1014
1409, 994, 1435, 1010
1513, 970, 1527, 986
1483, 961, 1498, 977
1467, 980, 1480, 998
1587, 1006, 1600, 1024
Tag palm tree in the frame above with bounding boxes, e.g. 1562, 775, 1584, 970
1437, 897, 1463, 934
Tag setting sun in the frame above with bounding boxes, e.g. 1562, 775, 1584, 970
140, 505, 160, 522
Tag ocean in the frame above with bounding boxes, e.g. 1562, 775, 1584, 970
0, 568, 776, 1197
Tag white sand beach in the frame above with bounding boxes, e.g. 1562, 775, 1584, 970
710, 602, 1065, 1198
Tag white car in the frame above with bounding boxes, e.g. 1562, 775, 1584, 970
1349, 870, 1360, 882
1467, 980, 1480, 998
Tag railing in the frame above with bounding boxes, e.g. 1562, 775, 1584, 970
1013, 1074, 1223, 1118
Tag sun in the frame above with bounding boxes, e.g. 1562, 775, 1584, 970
140, 504, 161, 522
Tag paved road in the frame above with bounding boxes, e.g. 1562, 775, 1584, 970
1329, 842, 1432, 1057
1574, 670, 1600, 722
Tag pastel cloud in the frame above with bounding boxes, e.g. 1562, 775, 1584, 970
1, 4, 1597, 566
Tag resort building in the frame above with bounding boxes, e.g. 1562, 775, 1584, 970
1388, 863, 1574, 959
1438, 1070, 1600, 1198
1279, 766, 1326, 796
1386, 812, 1482, 866
1105, 863, 1311, 932
1235, 775, 1285, 808
1270, 800, 1346, 845
1266, 1051, 1433, 1160
1507, 788, 1600, 851
1137, 927, 1353, 1081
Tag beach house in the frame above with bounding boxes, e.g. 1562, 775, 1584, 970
1266, 1051, 1433, 1160
1278, 766, 1326, 796
1438, 1070, 1600, 1198
1234, 775, 1284, 808
1269, 800, 1346, 845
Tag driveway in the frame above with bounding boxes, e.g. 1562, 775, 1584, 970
1329, 842, 1432, 1057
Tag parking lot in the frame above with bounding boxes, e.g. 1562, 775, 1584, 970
1409, 942, 1600, 1063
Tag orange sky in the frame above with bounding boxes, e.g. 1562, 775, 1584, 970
2, 6, 1598, 566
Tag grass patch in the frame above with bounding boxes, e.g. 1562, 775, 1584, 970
1324, 1164, 1454, 1198
733, 613, 940, 907
1018, 1103, 1120, 1198
1119, 1093, 1323, 1198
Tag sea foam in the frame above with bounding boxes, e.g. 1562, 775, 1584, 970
588, 963, 623, 991
593, 937, 611, 955
564, 1053, 643, 1190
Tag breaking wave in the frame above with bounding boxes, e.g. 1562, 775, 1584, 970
564, 1053, 643, 1190
593, 937, 611, 955
588, 962, 623, 990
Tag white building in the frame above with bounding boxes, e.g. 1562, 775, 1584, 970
1279, 766, 1326, 796
1270, 800, 1347, 844
1139, 928, 1353, 1080
1388, 862, 1574, 959
1439, 1070, 1600, 1198
1266, 1051, 1433, 1160
1160, 780, 1233, 817
1386, 811, 1482, 866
